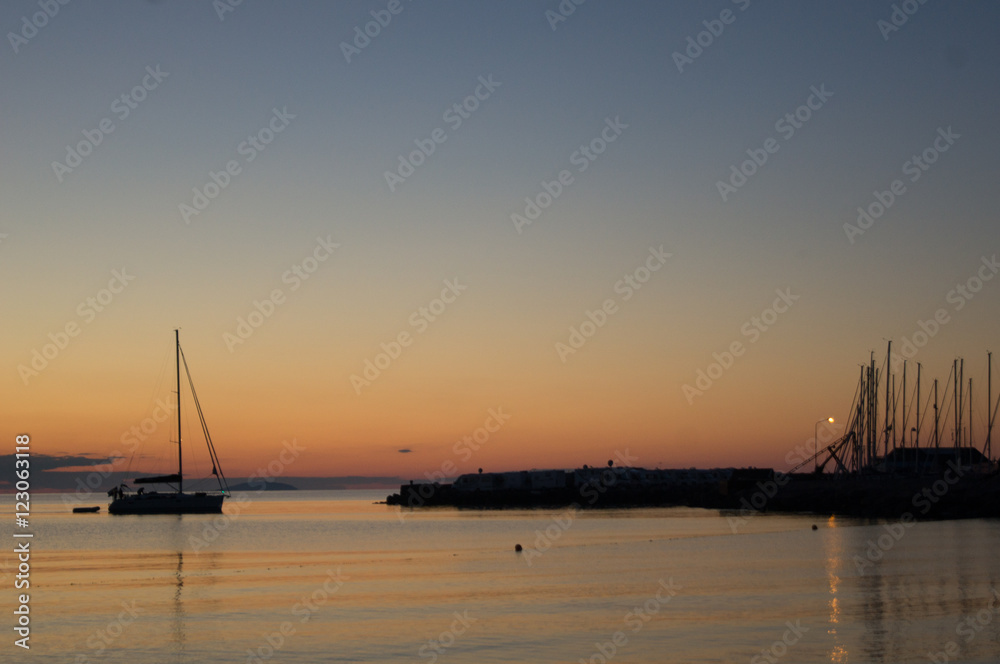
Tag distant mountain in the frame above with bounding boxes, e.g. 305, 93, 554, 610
227, 481, 299, 492
0, 456, 403, 493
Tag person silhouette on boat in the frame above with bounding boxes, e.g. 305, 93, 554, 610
107, 484, 130, 500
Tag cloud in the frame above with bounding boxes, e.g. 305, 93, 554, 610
0, 453, 115, 474
398, 449, 412, 453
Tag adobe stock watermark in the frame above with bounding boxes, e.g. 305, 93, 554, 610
420, 408, 511, 484
877, 0, 932, 41
521, 449, 639, 566
725, 472, 790, 534
750, 620, 809, 664
62, 396, 176, 509
51, 65, 169, 183
555, 245, 671, 363
7, 0, 71, 54
928, 588, 1000, 663
716, 84, 833, 202
350, 278, 467, 394
854, 459, 966, 576
578, 578, 680, 664
783, 420, 840, 469
223, 235, 340, 352
213, 0, 244, 21
384, 74, 501, 192
18, 268, 135, 385
189, 439, 305, 553
889, 254, 998, 372
510, 116, 628, 234
75, 601, 144, 661
672, 0, 751, 73
577, 449, 639, 505
340, 0, 414, 64
544, 0, 590, 31
245, 568, 348, 664
61, 456, 133, 510
682, 287, 799, 404
179, 106, 295, 224
397, 407, 511, 521
843, 126, 959, 244
417, 611, 478, 663
521, 508, 576, 567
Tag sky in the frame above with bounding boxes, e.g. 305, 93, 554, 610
2, 0, 999, 489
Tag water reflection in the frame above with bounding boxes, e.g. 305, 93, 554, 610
164, 515, 220, 662
165, 516, 188, 662
835, 518, 1000, 663
824, 515, 849, 663
27, 493, 1000, 663
172, 550, 185, 661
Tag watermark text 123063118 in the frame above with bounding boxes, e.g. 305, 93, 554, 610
13, 434, 33, 650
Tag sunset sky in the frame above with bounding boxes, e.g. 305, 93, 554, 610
3, 1, 998, 486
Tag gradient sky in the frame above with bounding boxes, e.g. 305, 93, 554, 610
3, 0, 998, 485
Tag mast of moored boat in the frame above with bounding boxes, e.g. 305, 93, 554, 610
934, 379, 939, 448
916, 362, 921, 448
892, 374, 897, 451
870, 353, 877, 467
959, 359, 964, 447
969, 377, 974, 451
883, 341, 892, 458
902, 361, 907, 448
989, 351, 993, 460
960, 359, 965, 447
954, 359, 960, 447
176, 329, 183, 495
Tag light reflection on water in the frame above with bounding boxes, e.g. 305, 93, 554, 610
8, 491, 1000, 663
825, 515, 848, 663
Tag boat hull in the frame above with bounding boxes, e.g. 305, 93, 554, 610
108, 492, 225, 515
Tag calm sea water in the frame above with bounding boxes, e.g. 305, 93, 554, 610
6, 490, 1000, 663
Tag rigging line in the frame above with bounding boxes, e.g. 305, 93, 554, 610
126, 342, 179, 479
916, 385, 935, 438
845, 369, 863, 431
148, 343, 173, 413
901, 378, 919, 435
991, 394, 1000, 438
179, 345, 230, 493
877, 354, 889, 447
178, 347, 208, 486
122, 345, 172, 477
938, 364, 954, 435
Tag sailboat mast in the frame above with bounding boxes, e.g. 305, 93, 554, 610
885, 341, 892, 457
989, 352, 993, 460
870, 353, 877, 467
902, 361, 907, 448
892, 374, 897, 450
959, 359, 964, 447
176, 329, 183, 494
969, 378, 974, 451
934, 379, 939, 448
954, 359, 960, 447
916, 362, 921, 448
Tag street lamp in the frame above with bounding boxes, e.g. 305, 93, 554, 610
815, 417, 834, 473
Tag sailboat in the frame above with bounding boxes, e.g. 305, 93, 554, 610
108, 330, 229, 515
